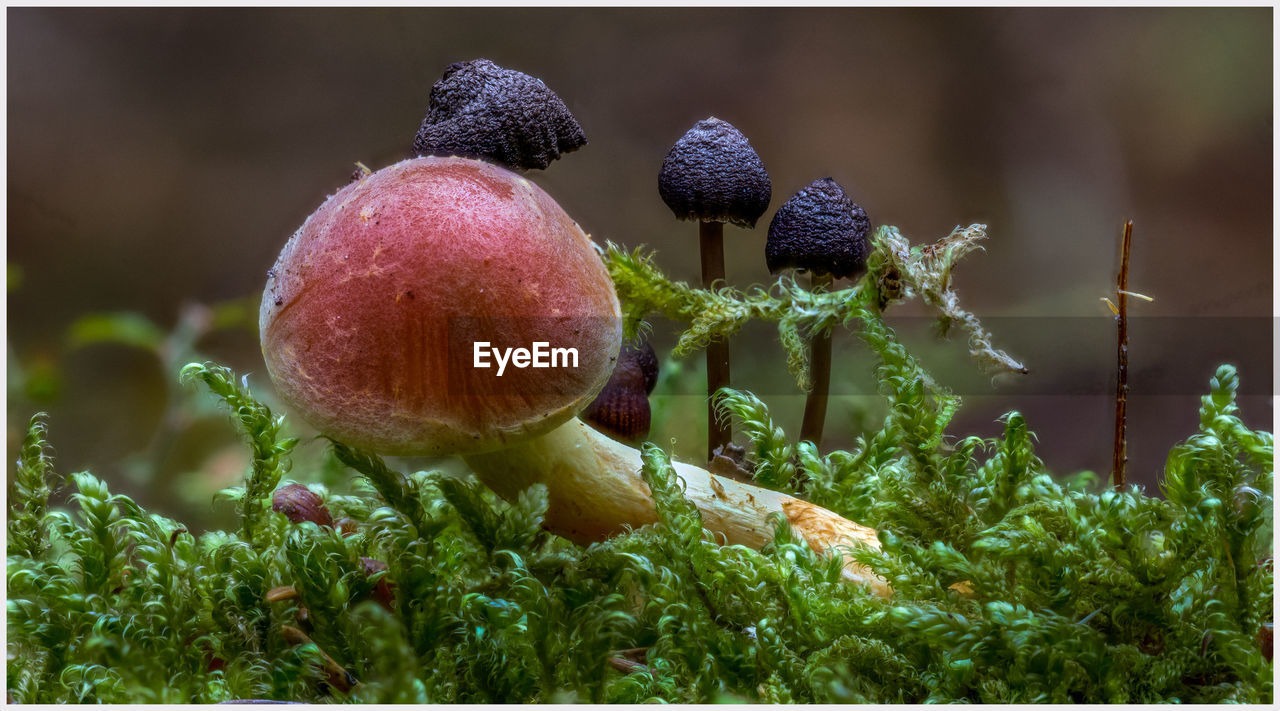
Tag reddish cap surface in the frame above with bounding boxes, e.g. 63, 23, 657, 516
261, 156, 621, 455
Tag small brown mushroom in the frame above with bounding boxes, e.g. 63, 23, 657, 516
271, 484, 334, 528
581, 341, 658, 444
360, 557, 396, 612
335, 517, 359, 537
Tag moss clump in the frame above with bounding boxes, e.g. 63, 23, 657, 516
6, 230, 1272, 702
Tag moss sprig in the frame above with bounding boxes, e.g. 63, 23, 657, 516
8, 413, 57, 559
870, 223, 1028, 375
181, 362, 297, 544
328, 441, 435, 539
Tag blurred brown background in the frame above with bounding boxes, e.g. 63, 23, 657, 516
7, 7, 1272, 529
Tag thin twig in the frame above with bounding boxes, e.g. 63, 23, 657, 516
607, 656, 649, 674
280, 624, 357, 693
1112, 220, 1133, 489
607, 646, 651, 674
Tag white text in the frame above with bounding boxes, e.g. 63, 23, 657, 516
473, 341, 579, 376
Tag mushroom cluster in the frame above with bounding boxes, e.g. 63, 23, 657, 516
259, 60, 887, 595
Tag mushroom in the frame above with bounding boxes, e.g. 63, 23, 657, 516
260, 155, 887, 596
658, 117, 771, 461
412, 59, 586, 172
581, 340, 659, 445
271, 483, 334, 528
766, 177, 871, 447
261, 156, 618, 456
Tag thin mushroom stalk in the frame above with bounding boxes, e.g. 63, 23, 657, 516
799, 271, 835, 446
699, 220, 733, 458
465, 417, 889, 596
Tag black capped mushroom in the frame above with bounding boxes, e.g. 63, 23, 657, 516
412, 59, 586, 171
767, 177, 871, 447
766, 177, 870, 279
658, 117, 771, 227
658, 117, 771, 461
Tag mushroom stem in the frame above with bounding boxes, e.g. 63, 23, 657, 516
462, 417, 889, 597
799, 271, 835, 447
699, 220, 732, 461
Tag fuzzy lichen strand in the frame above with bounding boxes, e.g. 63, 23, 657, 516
604, 222, 1026, 395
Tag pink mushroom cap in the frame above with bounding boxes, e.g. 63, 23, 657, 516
260, 156, 621, 456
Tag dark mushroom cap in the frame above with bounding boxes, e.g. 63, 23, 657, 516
765, 178, 870, 279
658, 117, 771, 227
271, 483, 334, 528
412, 59, 586, 171
581, 341, 658, 443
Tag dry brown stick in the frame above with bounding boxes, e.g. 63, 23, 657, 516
607, 646, 651, 674
613, 646, 650, 657
265, 585, 299, 602
280, 625, 357, 693
1112, 220, 1133, 489
607, 656, 649, 674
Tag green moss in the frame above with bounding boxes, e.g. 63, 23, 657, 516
6, 227, 1272, 702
